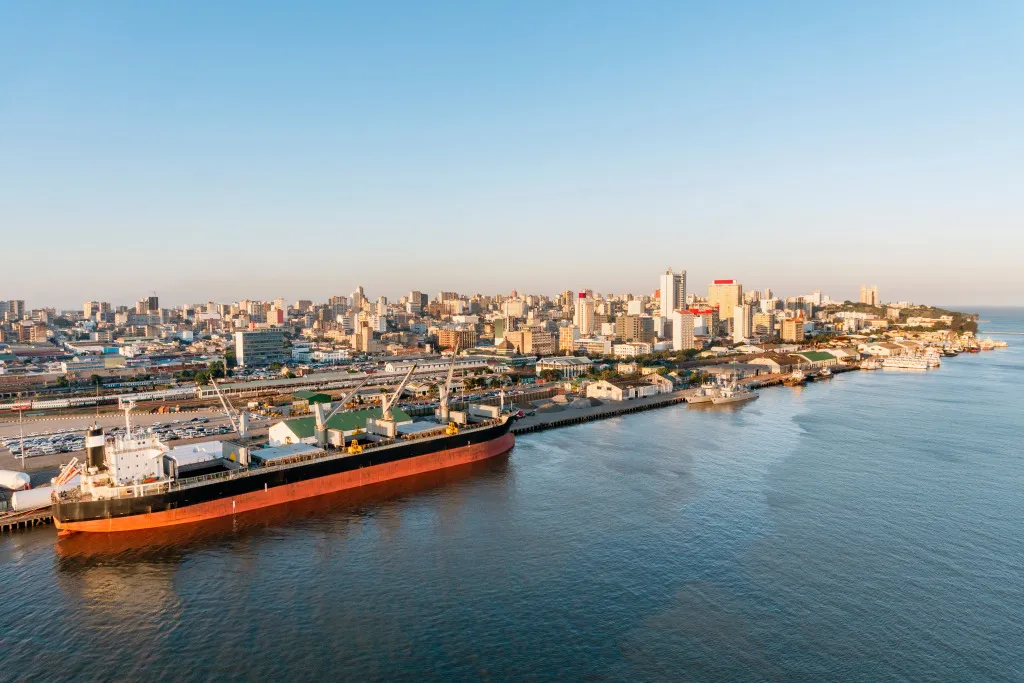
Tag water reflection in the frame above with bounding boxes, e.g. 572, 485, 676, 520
55, 454, 512, 565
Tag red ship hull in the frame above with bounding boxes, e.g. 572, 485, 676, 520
55, 431, 514, 535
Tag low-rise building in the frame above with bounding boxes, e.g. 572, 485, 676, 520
535, 356, 593, 379
791, 351, 839, 368
585, 375, 672, 401
612, 342, 652, 358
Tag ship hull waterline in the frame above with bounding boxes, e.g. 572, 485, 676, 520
55, 431, 514, 535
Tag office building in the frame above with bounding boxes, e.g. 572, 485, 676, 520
235, 329, 287, 367
437, 326, 478, 351
615, 315, 655, 343
732, 303, 753, 343
752, 313, 775, 337
671, 310, 696, 351
574, 293, 595, 336
708, 279, 743, 325
782, 317, 805, 343
558, 325, 580, 354
658, 269, 686, 319
859, 284, 879, 306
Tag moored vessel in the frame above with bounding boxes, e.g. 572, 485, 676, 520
711, 382, 759, 405
783, 369, 807, 386
687, 381, 720, 404
53, 360, 516, 536
882, 356, 929, 370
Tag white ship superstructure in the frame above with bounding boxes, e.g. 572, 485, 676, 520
711, 382, 759, 405
882, 356, 929, 370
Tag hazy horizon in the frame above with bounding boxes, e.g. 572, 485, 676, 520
2, 2, 1021, 308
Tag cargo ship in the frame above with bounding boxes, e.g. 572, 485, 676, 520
53, 362, 515, 535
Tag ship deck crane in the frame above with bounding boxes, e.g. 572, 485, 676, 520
314, 376, 373, 447
381, 364, 417, 421
209, 378, 247, 437
438, 345, 459, 423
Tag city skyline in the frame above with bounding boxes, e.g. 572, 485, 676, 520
0, 274, 989, 312
2, 2, 1022, 306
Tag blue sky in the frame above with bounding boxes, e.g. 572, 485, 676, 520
1, 1, 1021, 308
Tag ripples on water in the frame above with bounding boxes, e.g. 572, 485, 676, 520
3, 309, 1024, 682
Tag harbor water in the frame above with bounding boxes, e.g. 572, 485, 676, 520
2, 308, 1023, 681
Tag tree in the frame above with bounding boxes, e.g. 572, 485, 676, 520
270, 362, 283, 371
194, 370, 211, 386
538, 369, 561, 382
89, 374, 103, 388
224, 350, 237, 368
209, 360, 226, 379
56, 375, 70, 388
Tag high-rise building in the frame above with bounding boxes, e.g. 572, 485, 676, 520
782, 317, 805, 342
688, 308, 720, 338
708, 280, 743, 325
658, 269, 687, 319
671, 311, 696, 351
574, 293, 595, 335
732, 304, 753, 343
83, 301, 100, 320
437, 326, 478, 351
558, 325, 580, 354
615, 315, 655, 343
752, 313, 775, 337
235, 330, 287, 367
859, 284, 879, 306
6, 300, 25, 319
351, 285, 367, 312
504, 328, 555, 356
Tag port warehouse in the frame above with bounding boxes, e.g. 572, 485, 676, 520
0, 359, 492, 411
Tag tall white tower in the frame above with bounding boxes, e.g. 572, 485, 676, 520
659, 268, 687, 319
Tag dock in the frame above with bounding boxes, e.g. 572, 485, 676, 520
0, 507, 53, 533
511, 390, 690, 435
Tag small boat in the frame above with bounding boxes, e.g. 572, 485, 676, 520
711, 383, 759, 405
783, 369, 807, 386
814, 367, 834, 380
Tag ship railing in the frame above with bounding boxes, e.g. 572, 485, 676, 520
98, 417, 508, 498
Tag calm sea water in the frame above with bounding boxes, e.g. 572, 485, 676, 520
2, 308, 1023, 682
